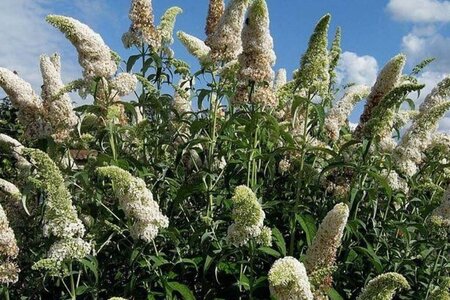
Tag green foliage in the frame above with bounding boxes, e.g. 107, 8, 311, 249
0, 2, 449, 300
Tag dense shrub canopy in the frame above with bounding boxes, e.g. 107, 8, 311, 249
0, 0, 449, 299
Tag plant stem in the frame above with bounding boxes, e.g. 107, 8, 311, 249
70, 263, 76, 300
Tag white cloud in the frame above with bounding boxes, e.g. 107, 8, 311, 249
0, 0, 81, 100
336, 51, 379, 87
402, 27, 450, 73
387, 0, 450, 23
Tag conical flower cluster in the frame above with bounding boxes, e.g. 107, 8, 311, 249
122, 0, 160, 49
97, 166, 169, 242
206, 0, 251, 62
157, 7, 183, 46
235, 0, 276, 106
40, 53, 77, 140
0, 191, 20, 284
274, 68, 287, 91
324, 85, 370, 140
0, 68, 49, 139
356, 272, 410, 300
328, 27, 342, 90
205, 0, 225, 40
46, 15, 117, 79
24, 148, 85, 239
268, 256, 314, 300
227, 185, 271, 247
354, 54, 406, 137
294, 14, 331, 98
395, 77, 450, 176
0, 134, 30, 171
177, 31, 211, 66
304, 203, 349, 296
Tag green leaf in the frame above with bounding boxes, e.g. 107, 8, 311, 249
272, 227, 287, 256
258, 247, 281, 257
297, 214, 317, 246
127, 54, 141, 72
327, 288, 344, 300
167, 282, 195, 300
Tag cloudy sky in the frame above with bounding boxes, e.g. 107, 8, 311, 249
0, 0, 449, 127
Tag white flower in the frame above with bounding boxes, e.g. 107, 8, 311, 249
177, 31, 211, 66
206, 0, 251, 62
227, 185, 271, 247
205, 0, 225, 39
238, 0, 275, 83
354, 54, 406, 137
324, 85, 370, 140
123, 0, 160, 49
357, 273, 410, 300
0, 203, 20, 284
274, 68, 287, 91
0, 68, 50, 139
268, 257, 314, 300
40, 53, 77, 140
304, 203, 349, 294
157, 7, 183, 46
46, 15, 117, 79
110, 73, 138, 96
97, 166, 169, 243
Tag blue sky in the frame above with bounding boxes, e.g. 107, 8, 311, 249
0, 0, 449, 127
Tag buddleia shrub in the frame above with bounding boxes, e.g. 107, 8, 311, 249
0, 0, 449, 299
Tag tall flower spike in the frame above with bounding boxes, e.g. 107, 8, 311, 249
395, 100, 450, 176
0, 68, 49, 139
268, 257, 314, 300
329, 27, 342, 89
46, 15, 117, 79
40, 53, 77, 141
205, 0, 225, 40
294, 14, 331, 98
362, 82, 424, 151
274, 68, 287, 91
419, 77, 450, 113
97, 166, 169, 243
0, 203, 20, 284
206, 0, 251, 62
157, 7, 183, 46
123, 0, 160, 49
357, 273, 410, 300
227, 185, 271, 247
354, 54, 406, 137
324, 85, 370, 141
235, 0, 276, 106
23, 148, 85, 239
238, 0, 275, 83
177, 31, 212, 66
304, 203, 349, 296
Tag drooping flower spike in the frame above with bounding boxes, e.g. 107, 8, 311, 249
354, 54, 406, 138
46, 15, 118, 79
97, 166, 169, 243
40, 53, 77, 141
